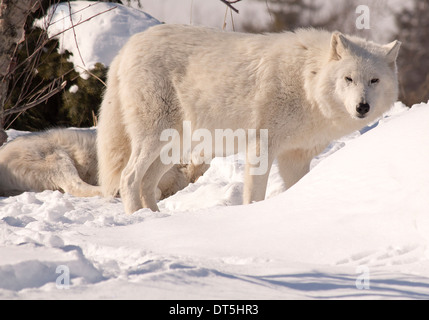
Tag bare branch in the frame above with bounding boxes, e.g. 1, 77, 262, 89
67, 0, 85, 67
219, 0, 242, 14
76, 66, 106, 87
0, 0, 41, 128
3, 80, 67, 117
48, 1, 103, 27
47, 5, 118, 40
2, 1, 117, 129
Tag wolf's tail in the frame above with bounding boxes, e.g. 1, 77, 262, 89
96, 57, 130, 198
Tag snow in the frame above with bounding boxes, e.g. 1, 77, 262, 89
2, 1, 428, 300
35, 1, 161, 73
1, 102, 429, 299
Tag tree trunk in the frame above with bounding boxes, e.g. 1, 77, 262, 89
0, 0, 40, 144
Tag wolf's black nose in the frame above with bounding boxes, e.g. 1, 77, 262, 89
356, 102, 370, 116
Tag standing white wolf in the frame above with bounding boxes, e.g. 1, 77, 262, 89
97, 25, 400, 215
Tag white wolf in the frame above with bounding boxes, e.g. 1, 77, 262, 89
97, 25, 400, 214
0, 128, 204, 199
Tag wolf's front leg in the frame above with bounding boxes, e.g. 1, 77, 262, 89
242, 139, 273, 205
243, 167, 272, 205
277, 148, 314, 190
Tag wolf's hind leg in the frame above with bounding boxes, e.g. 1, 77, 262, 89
52, 159, 103, 197
120, 136, 166, 214
140, 155, 175, 207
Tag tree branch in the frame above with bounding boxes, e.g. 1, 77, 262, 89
67, 0, 85, 67
3, 80, 66, 117
47, 5, 118, 40
219, 0, 242, 14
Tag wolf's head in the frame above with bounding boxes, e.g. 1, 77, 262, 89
322, 32, 400, 121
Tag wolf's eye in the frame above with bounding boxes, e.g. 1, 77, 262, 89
370, 78, 379, 84
345, 76, 353, 83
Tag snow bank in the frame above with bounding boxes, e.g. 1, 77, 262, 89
1, 103, 429, 299
35, 1, 160, 72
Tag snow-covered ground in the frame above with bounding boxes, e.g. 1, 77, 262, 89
1, 101, 429, 299
1, 1, 428, 300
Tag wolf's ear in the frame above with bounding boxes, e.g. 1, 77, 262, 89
330, 32, 349, 61
384, 40, 401, 68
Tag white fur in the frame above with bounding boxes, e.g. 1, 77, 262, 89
0, 128, 204, 199
97, 25, 400, 214
0, 129, 101, 197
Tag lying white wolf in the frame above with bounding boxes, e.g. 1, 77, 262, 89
0, 128, 204, 199
97, 25, 400, 214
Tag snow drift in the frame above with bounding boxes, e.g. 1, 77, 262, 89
1, 102, 429, 299
35, 1, 161, 72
